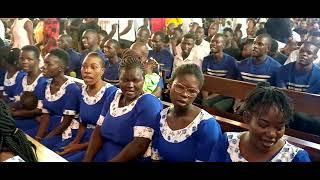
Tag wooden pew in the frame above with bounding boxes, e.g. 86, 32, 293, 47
26, 135, 68, 162
200, 74, 320, 144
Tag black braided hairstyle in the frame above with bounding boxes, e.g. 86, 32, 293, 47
119, 49, 144, 74
243, 82, 293, 125
0, 100, 37, 162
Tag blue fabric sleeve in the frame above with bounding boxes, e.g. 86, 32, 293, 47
292, 150, 311, 162
195, 118, 223, 162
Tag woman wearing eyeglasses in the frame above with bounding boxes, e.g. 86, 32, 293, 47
150, 64, 223, 162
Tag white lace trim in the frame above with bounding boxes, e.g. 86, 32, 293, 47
133, 126, 154, 140
87, 124, 96, 129
159, 107, 213, 143
63, 109, 77, 115
61, 118, 79, 141
3, 155, 25, 162
0, 86, 3, 91
109, 89, 145, 117
22, 73, 43, 92
226, 132, 303, 162
150, 147, 162, 160
3, 71, 19, 86
37, 100, 43, 109
96, 115, 105, 126
42, 108, 49, 113
45, 78, 75, 102
82, 83, 113, 105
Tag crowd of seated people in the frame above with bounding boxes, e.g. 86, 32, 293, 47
0, 18, 319, 162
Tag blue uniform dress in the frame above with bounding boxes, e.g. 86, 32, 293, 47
208, 132, 311, 162
0, 68, 5, 92
93, 89, 163, 162
238, 56, 281, 86
14, 74, 48, 131
54, 83, 118, 162
202, 53, 239, 79
150, 107, 223, 162
148, 49, 174, 78
3, 71, 26, 102
275, 62, 320, 94
25, 78, 81, 150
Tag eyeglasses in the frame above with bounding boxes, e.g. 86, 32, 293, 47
172, 82, 199, 98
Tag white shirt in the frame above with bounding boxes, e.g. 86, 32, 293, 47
0, 20, 5, 41
118, 18, 136, 42
181, 18, 203, 35
173, 46, 203, 72
284, 49, 320, 65
98, 18, 118, 40
195, 39, 210, 58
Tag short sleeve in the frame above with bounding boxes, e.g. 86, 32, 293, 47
202, 57, 208, 73
34, 77, 47, 101
133, 94, 163, 140
194, 119, 223, 162
63, 84, 81, 116
208, 133, 231, 162
96, 89, 118, 126
292, 150, 311, 162
274, 68, 286, 88
157, 77, 164, 89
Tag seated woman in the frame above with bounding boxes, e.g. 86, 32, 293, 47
11, 45, 47, 132
83, 53, 163, 162
150, 64, 223, 162
53, 52, 117, 161
143, 58, 160, 94
0, 100, 37, 162
209, 82, 311, 162
2, 48, 26, 103
25, 48, 81, 150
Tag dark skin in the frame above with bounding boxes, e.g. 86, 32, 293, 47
82, 31, 100, 52
36, 54, 74, 140
251, 36, 271, 65
84, 67, 150, 162
295, 43, 319, 73
202, 35, 225, 100
11, 50, 42, 117
167, 74, 201, 130
57, 56, 106, 156
181, 38, 195, 60
240, 105, 285, 162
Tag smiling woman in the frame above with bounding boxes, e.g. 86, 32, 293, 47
208, 82, 311, 162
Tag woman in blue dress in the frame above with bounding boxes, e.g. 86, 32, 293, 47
2, 48, 26, 103
150, 64, 223, 162
54, 52, 117, 161
83, 52, 163, 162
25, 48, 81, 150
11, 45, 47, 131
209, 82, 311, 162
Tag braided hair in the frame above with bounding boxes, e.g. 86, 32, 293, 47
119, 49, 144, 74
243, 82, 293, 125
0, 100, 37, 162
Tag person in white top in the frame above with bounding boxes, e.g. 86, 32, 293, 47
0, 19, 5, 41
98, 18, 118, 40
194, 26, 210, 58
11, 18, 34, 49
173, 33, 203, 72
118, 18, 135, 43
284, 31, 320, 65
